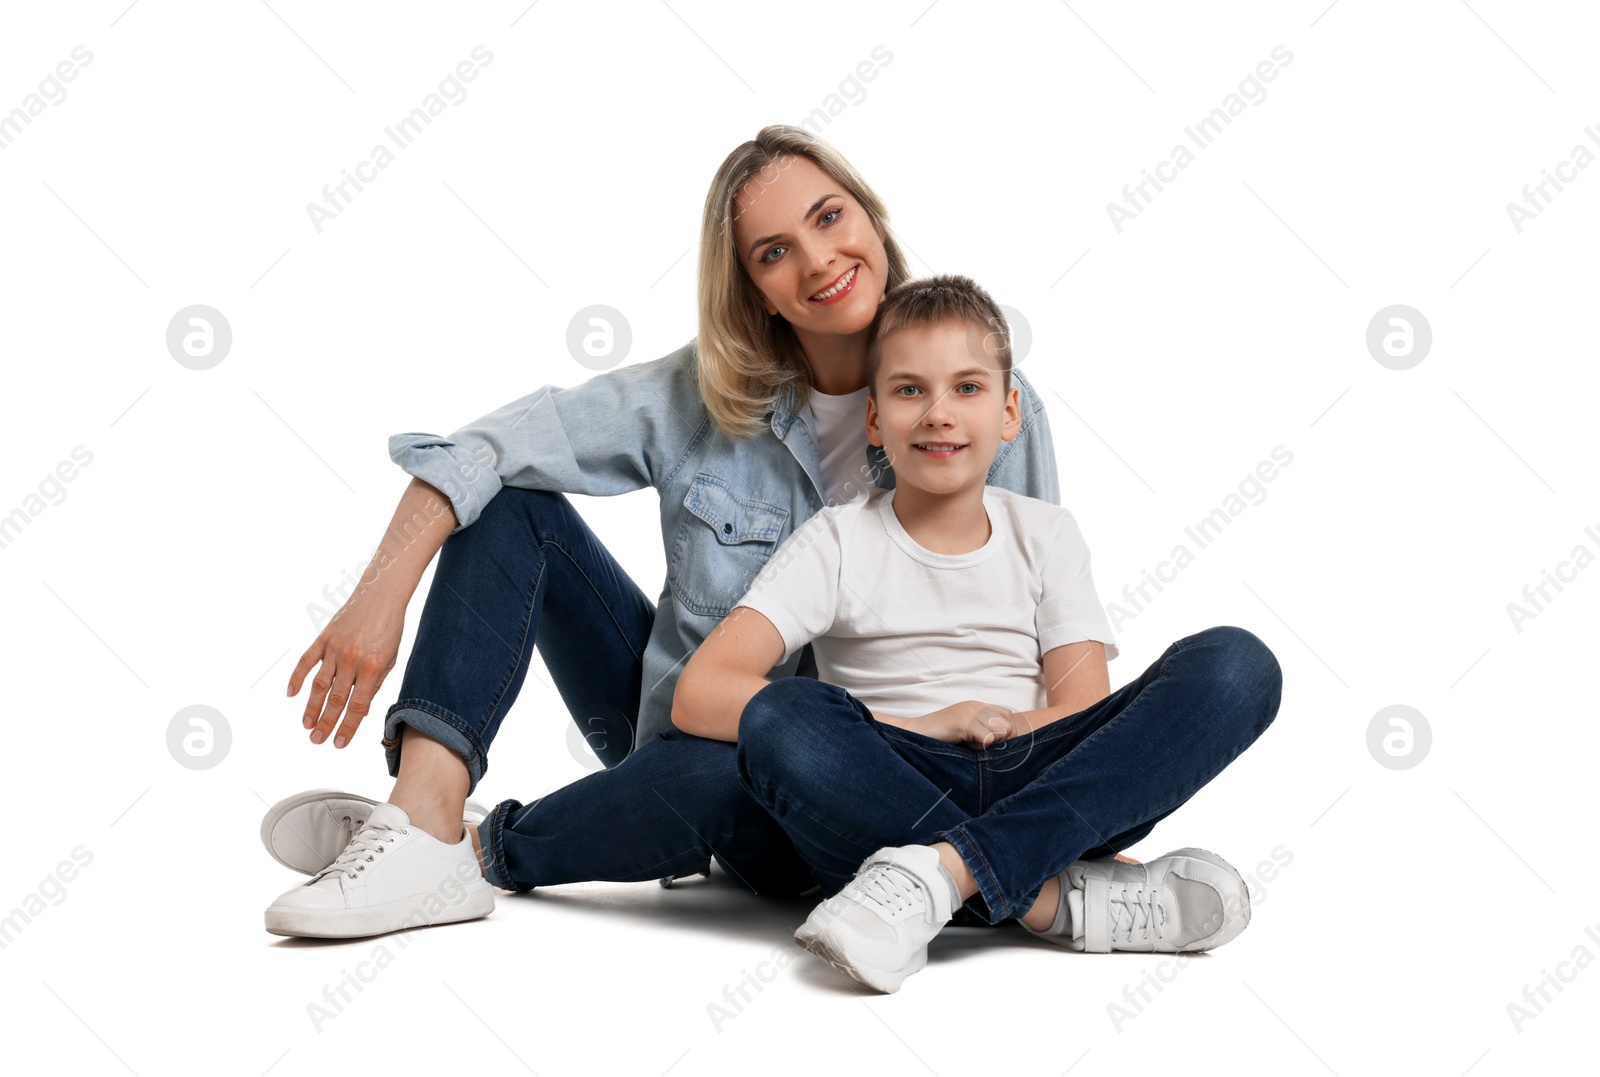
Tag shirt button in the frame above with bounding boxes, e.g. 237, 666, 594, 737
723, 523, 732, 534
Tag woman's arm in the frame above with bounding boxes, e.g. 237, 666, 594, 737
388, 341, 705, 533
288, 476, 458, 747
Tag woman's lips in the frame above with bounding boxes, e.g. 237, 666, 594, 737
808, 264, 859, 304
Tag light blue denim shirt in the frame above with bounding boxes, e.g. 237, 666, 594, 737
389, 339, 1061, 747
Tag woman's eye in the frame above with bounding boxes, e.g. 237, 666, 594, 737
760, 245, 786, 264
821, 207, 842, 226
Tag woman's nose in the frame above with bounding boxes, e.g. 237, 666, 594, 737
797, 238, 835, 279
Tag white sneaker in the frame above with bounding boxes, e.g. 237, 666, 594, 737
263, 803, 493, 938
259, 788, 490, 875
1024, 847, 1250, 953
793, 845, 956, 994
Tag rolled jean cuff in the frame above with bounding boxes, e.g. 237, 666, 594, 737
381, 702, 486, 795
936, 823, 1035, 925
479, 801, 523, 892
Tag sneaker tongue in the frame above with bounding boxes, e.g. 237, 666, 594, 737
365, 802, 410, 831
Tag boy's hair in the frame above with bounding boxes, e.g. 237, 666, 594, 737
864, 274, 1013, 398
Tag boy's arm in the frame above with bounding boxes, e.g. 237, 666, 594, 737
1010, 640, 1112, 734
671, 606, 790, 743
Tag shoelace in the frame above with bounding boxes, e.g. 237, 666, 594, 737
851, 863, 920, 915
315, 820, 407, 882
1108, 882, 1166, 944
338, 813, 366, 848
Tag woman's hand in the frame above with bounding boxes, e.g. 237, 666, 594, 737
287, 583, 408, 749
902, 700, 1018, 749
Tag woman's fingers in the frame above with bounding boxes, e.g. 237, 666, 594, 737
331, 665, 381, 749
309, 662, 356, 745
287, 639, 326, 700
299, 648, 336, 729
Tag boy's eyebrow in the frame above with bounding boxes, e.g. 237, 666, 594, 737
745, 194, 840, 259
882, 367, 994, 385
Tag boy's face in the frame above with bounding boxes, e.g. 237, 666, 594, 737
865, 317, 1021, 498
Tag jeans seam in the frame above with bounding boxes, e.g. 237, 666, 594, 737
384, 701, 483, 776
941, 823, 1006, 921
541, 536, 649, 666
480, 554, 546, 731
485, 800, 522, 891
875, 726, 975, 760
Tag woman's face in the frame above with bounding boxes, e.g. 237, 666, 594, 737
731, 154, 889, 340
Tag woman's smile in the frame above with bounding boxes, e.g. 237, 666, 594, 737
808, 264, 859, 304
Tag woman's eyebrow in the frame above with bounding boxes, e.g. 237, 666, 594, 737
746, 193, 841, 259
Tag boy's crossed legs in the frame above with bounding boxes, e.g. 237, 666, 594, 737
734, 625, 1283, 992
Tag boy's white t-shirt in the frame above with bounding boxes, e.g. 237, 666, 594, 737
734, 484, 1120, 718
800, 384, 872, 506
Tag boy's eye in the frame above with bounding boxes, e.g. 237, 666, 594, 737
895, 383, 981, 397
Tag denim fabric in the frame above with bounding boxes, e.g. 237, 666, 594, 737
386, 339, 1060, 748
379, 486, 820, 893
734, 626, 1283, 923
480, 727, 820, 898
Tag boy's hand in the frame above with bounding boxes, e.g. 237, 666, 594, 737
906, 700, 1017, 749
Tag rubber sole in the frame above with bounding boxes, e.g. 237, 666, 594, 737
260, 788, 377, 875
264, 880, 495, 939
793, 923, 925, 994
260, 788, 490, 875
1164, 846, 1252, 951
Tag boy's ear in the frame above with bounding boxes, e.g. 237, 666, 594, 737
865, 393, 882, 446
1000, 385, 1022, 442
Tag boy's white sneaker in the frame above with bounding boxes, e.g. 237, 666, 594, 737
259, 788, 490, 875
263, 802, 493, 939
793, 845, 956, 994
1023, 847, 1250, 953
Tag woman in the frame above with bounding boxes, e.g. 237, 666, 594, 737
263, 125, 1064, 938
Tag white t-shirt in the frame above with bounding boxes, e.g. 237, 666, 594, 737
800, 384, 872, 506
734, 485, 1119, 718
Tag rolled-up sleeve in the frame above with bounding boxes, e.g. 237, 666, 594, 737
388, 342, 705, 533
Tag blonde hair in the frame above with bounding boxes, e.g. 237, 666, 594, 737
696, 125, 913, 440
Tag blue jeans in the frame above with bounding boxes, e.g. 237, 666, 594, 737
735, 626, 1283, 924
380, 487, 817, 897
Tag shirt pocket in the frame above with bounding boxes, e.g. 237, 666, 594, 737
669, 471, 790, 620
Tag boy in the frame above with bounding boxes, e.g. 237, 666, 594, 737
672, 275, 1274, 993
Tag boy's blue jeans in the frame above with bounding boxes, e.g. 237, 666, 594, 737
380, 487, 1282, 924
736, 631, 1281, 923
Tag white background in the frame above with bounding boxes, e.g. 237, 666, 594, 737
1, 1, 1595, 1073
